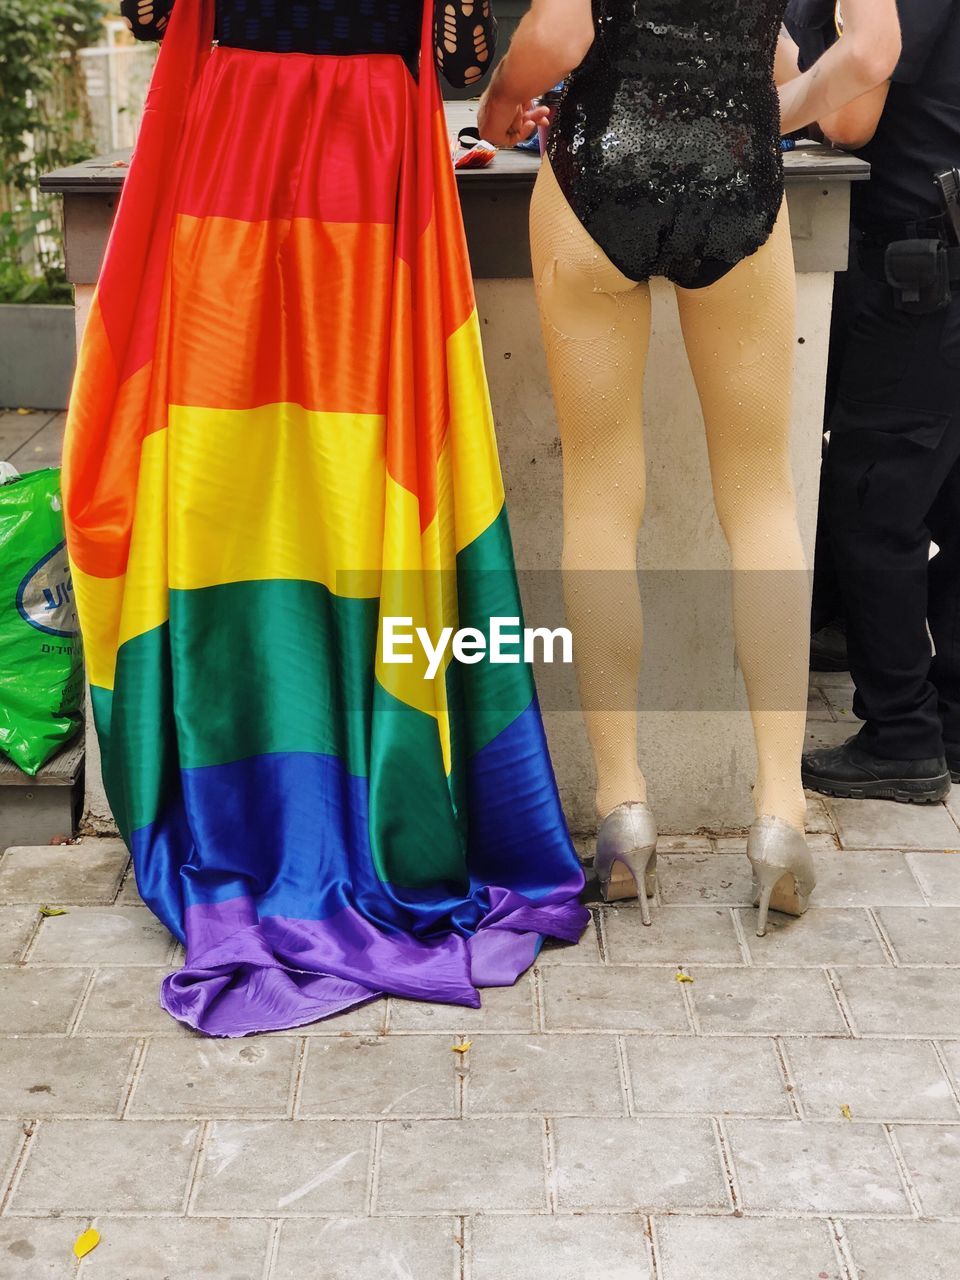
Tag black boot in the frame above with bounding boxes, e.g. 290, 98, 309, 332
946, 748, 960, 786
809, 622, 848, 673
802, 735, 950, 804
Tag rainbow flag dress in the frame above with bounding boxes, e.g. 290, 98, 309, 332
63, 0, 589, 1035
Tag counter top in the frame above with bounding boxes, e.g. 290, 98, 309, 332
40, 102, 869, 196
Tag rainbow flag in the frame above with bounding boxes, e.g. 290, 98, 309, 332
63, 0, 588, 1035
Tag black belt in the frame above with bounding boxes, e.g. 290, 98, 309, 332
857, 212, 953, 244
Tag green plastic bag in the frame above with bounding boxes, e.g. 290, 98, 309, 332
0, 464, 84, 775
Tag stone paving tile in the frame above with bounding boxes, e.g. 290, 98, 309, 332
893, 1124, 960, 1216
0, 906, 39, 963
784, 1038, 958, 1122
0, 841, 128, 906
688, 969, 846, 1035
935, 1040, 960, 1092
377, 1118, 545, 1212
114, 865, 144, 906
739, 907, 887, 967
805, 834, 845, 853
805, 720, 856, 751
602, 904, 742, 965
809, 851, 926, 907
806, 688, 834, 722
713, 838, 748, 854
836, 967, 960, 1037
76, 967, 186, 1035
656, 854, 754, 906
907, 852, 960, 903
83, 1218, 272, 1279
726, 1119, 910, 1214
10, 1119, 199, 1214
0, 1119, 24, 1192
128, 1037, 298, 1117
0, 1038, 137, 1117
536, 917, 603, 964
553, 1116, 729, 1212
471, 1214, 651, 1280
389, 974, 536, 1032
540, 966, 690, 1033
27, 907, 174, 965
805, 794, 837, 835
843, 1219, 960, 1280
275, 1217, 461, 1280
817, 687, 860, 723
875, 906, 960, 965
296, 999, 387, 1035
0, 966, 88, 1033
465, 1034, 624, 1117
654, 1215, 843, 1280
829, 798, 960, 850
623, 1036, 791, 1117
947, 782, 960, 831
192, 1119, 370, 1214
299, 1036, 457, 1118
0, 1217, 88, 1279
657, 837, 713, 853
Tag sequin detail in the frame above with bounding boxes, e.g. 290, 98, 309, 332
548, 0, 786, 289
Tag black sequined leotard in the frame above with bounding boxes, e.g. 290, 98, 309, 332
120, 0, 496, 88
548, 0, 786, 289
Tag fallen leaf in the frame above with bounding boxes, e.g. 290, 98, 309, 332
676, 971, 694, 984
451, 1041, 472, 1054
16, 407, 34, 416
38, 906, 67, 917
73, 1228, 100, 1259
840, 1104, 853, 1121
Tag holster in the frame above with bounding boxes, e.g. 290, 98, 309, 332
884, 239, 952, 315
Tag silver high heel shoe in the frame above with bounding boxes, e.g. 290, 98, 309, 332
594, 802, 658, 925
748, 815, 816, 938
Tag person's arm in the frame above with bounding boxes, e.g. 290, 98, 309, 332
775, 25, 805, 87
477, 0, 594, 148
120, 0, 173, 41
819, 0, 956, 148
435, 0, 499, 89
778, 0, 901, 140
818, 81, 892, 149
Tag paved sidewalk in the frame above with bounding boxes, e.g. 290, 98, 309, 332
0, 409, 67, 475
2, 675, 960, 1278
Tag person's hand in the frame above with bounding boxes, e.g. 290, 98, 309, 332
477, 89, 550, 148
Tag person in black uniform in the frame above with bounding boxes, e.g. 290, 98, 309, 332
786, 0, 960, 803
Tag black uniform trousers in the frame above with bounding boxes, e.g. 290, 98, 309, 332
815, 234, 960, 760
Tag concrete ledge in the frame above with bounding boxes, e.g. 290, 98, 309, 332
0, 305, 76, 411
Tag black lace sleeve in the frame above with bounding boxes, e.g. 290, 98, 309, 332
120, 0, 174, 41
434, 0, 498, 88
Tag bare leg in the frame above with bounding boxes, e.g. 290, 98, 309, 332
676, 205, 810, 832
530, 159, 652, 821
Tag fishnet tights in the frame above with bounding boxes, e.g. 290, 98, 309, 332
531, 158, 809, 832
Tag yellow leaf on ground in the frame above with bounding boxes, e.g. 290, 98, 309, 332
39, 906, 68, 917
73, 1229, 100, 1259
451, 1041, 472, 1054
840, 1104, 853, 1121
16, 408, 34, 416
676, 972, 694, 984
